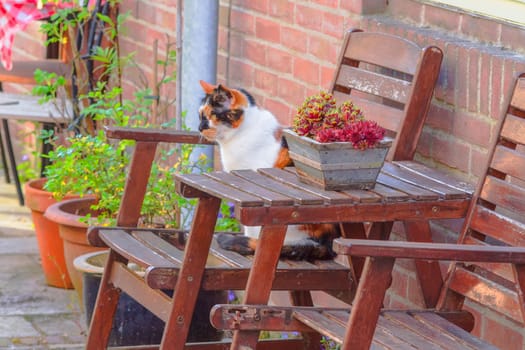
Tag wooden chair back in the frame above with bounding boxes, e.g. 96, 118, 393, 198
438, 72, 525, 324
330, 29, 443, 161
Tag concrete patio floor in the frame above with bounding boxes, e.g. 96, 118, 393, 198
0, 175, 86, 349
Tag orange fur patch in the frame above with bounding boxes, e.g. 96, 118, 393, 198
231, 115, 244, 129
274, 147, 292, 169
200, 129, 217, 141
248, 237, 258, 251
299, 224, 339, 240
199, 80, 215, 94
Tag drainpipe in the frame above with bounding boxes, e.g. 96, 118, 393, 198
181, 0, 218, 168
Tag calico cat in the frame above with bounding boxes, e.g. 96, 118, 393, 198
198, 80, 340, 260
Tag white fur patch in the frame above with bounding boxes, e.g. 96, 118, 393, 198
216, 106, 282, 172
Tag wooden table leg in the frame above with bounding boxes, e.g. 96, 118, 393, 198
160, 196, 221, 350
404, 220, 443, 307
231, 224, 288, 349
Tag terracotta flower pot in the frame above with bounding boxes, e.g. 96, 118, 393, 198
24, 178, 73, 289
44, 197, 106, 300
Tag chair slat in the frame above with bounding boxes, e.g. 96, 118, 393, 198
469, 205, 525, 247
489, 145, 525, 182
335, 65, 411, 104
480, 175, 525, 214
448, 266, 524, 323
98, 229, 176, 268
501, 114, 525, 145
510, 78, 525, 111
414, 313, 499, 350
343, 31, 422, 75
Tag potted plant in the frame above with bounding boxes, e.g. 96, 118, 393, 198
283, 91, 392, 190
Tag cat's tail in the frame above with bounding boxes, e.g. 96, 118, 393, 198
215, 232, 335, 261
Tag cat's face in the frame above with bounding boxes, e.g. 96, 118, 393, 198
198, 80, 249, 142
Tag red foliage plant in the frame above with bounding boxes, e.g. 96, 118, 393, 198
292, 91, 385, 149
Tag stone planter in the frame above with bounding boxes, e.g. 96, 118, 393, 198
283, 129, 392, 190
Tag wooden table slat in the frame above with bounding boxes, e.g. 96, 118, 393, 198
382, 162, 468, 199
376, 173, 438, 200
368, 183, 410, 202
395, 161, 475, 194
207, 171, 296, 206
175, 173, 265, 207
260, 167, 353, 204
231, 169, 325, 205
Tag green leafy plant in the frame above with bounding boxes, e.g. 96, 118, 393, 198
292, 91, 385, 149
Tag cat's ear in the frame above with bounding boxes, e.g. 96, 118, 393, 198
219, 85, 248, 108
199, 80, 216, 94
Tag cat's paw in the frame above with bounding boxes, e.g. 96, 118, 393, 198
215, 232, 255, 255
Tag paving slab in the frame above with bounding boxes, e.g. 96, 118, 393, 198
0, 176, 86, 349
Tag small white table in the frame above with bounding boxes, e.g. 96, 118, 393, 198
0, 92, 72, 205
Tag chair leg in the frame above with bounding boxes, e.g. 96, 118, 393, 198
0, 120, 11, 183
2, 119, 24, 205
290, 291, 322, 350
86, 250, 123, 349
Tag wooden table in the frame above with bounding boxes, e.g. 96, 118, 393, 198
174, 161, 473, 349
0, 93, 71, 205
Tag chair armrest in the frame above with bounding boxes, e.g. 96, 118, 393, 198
333, 238, 525, 263
104, 126, 215, 145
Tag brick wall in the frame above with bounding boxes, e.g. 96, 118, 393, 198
6, 0, 525, 348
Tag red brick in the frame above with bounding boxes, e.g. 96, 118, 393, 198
482, 315, 524, 350
406, 274, 426, 307
455, 44, 470, 110
315, 0, 339, 8
266, 46, 292, 74
387, 0, 423, 24
341, 0, 387, 14
293, 57, 320, 86
479, 52, 491, 117
432, 137, 471, 173
244, 38, 267, 66
235, 0, 268, 14
228, 58, 255, 87
468, 47, 480, 113
490, 54, 505, 121
321, 65, 336, 90
423, 3, 461, 31
452, 111, 492, 148
277, 78, 306, 107
308, 35, 338, 63
230, 8, 255, 35
254, 69, 278, 96
281, 26, 307, 53
461, 15, 501, 44
470, 147, 489, 179
255, 17, 281, 44
268, 0, 294, 19
440, 41, 458, 105
321, 12, 346, 39
501, 24, 525, 53
264, 99, 292, 125
426, 104, 454, 133
390, 266, 409, 299
295, 4, 323, 32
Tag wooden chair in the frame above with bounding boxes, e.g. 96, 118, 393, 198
211, 73, 525, 349
85, 28, 443, 349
